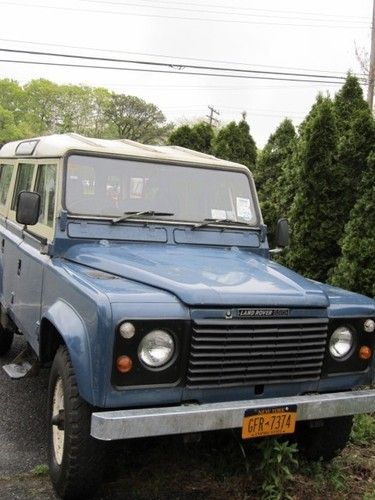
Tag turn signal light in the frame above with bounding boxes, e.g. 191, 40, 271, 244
359, 346, 372, 360
116, 355, 133, 373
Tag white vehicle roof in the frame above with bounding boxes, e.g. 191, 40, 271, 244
0, 133, 249, 172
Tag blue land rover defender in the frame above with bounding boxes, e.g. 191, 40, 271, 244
0, 134, 374, 499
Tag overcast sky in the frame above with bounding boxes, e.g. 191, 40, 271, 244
0, 0, 373, 146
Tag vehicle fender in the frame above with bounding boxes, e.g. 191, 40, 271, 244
42, 299, 94, 403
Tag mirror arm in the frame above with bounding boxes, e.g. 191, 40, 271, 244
269, 247, 285, 255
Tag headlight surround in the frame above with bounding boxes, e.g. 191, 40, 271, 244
364, 319, 375, 333
329, 326, 354, 359
119, 322, 136, 339
138, 329, 175, 368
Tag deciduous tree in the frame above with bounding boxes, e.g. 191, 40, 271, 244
104, 93, 169, 143
23, 79, 60, 135
0, 106, 24, 145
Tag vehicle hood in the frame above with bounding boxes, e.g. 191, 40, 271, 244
63, 242, 329, 307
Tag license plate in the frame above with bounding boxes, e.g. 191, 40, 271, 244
242, 405, 297, 439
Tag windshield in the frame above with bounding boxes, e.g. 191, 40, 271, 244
65, 155, 258, 225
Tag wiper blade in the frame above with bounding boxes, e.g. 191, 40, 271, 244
193, 218, 252, 230
112, 211, 174, 224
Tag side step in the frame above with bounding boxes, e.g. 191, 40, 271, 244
2, 347, 40, 379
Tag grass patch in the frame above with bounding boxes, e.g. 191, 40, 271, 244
351, 414, 375, 445
30, 464, 49, 477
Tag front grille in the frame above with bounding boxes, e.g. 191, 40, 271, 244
187, 317, 329, 388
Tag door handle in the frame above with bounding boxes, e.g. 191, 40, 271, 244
17, 259, 22, 276
1, 239, 4, 253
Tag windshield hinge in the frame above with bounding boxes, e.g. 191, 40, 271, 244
59, 210, 68, 232
259, 224, 267, 243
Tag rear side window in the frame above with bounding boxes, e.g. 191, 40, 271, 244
0, 164, 14, 206
35, 164, 57, 227
11, 163, 34, 210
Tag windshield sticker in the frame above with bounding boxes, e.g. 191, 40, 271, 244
130, 177, 144, 199
236, 197, 252, 220
211, 208, 227, 219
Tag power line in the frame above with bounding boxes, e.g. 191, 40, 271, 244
0, 38, 358, 77
2, 2, 370, 29
0, 48, 351, 82
81, 0, 370, 25
95, 83, 342, 90
100, 0, 368, 21
13, 75, 343, 90
0, 58, 349, 84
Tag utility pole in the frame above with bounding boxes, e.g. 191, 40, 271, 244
367, 0, 375, 110
206, 105, 220, 127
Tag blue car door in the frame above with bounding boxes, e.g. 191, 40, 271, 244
5, 163, 57, 353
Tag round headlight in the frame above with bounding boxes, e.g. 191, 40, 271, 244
138, 330, 175, 368
329, 326, 354, 359
119, 322, 135, 339
364, 319, 375, 333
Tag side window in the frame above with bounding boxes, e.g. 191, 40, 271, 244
11, 163, 34, 210
35, 164, 57, 227
0, 164, 14, 206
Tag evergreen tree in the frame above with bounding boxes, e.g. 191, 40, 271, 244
332, 108, 375, 238
274, 100, 326, 255
169, 125, 196, 149
255, 119, 296, 192
169, 122, 214, 154
254, 119, 296, 244
286, 97, 340, 282
213, 119, 257, 169
334, 74, 368, 135
323, 76, 375, 277
330, 152, 375, 297
191, 122, 214, 153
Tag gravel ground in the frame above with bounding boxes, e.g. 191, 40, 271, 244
0, 336, 49, 475
0, 336, 175, 500
0, 336, 217, 500
0, 336, 57, 498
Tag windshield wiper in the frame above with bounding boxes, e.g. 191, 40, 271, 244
111, 211, 174, 224
192, 218, 253, 230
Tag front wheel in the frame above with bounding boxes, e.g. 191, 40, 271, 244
0, 325, 14, 355
296, 415, 353, 461
47, 346, 106, 499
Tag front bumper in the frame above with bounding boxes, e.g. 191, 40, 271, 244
91, 389, 375, 441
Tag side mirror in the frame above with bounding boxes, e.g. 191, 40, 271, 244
16, 191, 41, 226
270, 218, 290, 254
275, 218, 290, 248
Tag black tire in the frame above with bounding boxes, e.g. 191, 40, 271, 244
47, 345, 106, 499
0, 325, 14, 355
296, 415, 353, 461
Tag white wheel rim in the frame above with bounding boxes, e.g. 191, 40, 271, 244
52, 377, 65, 465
